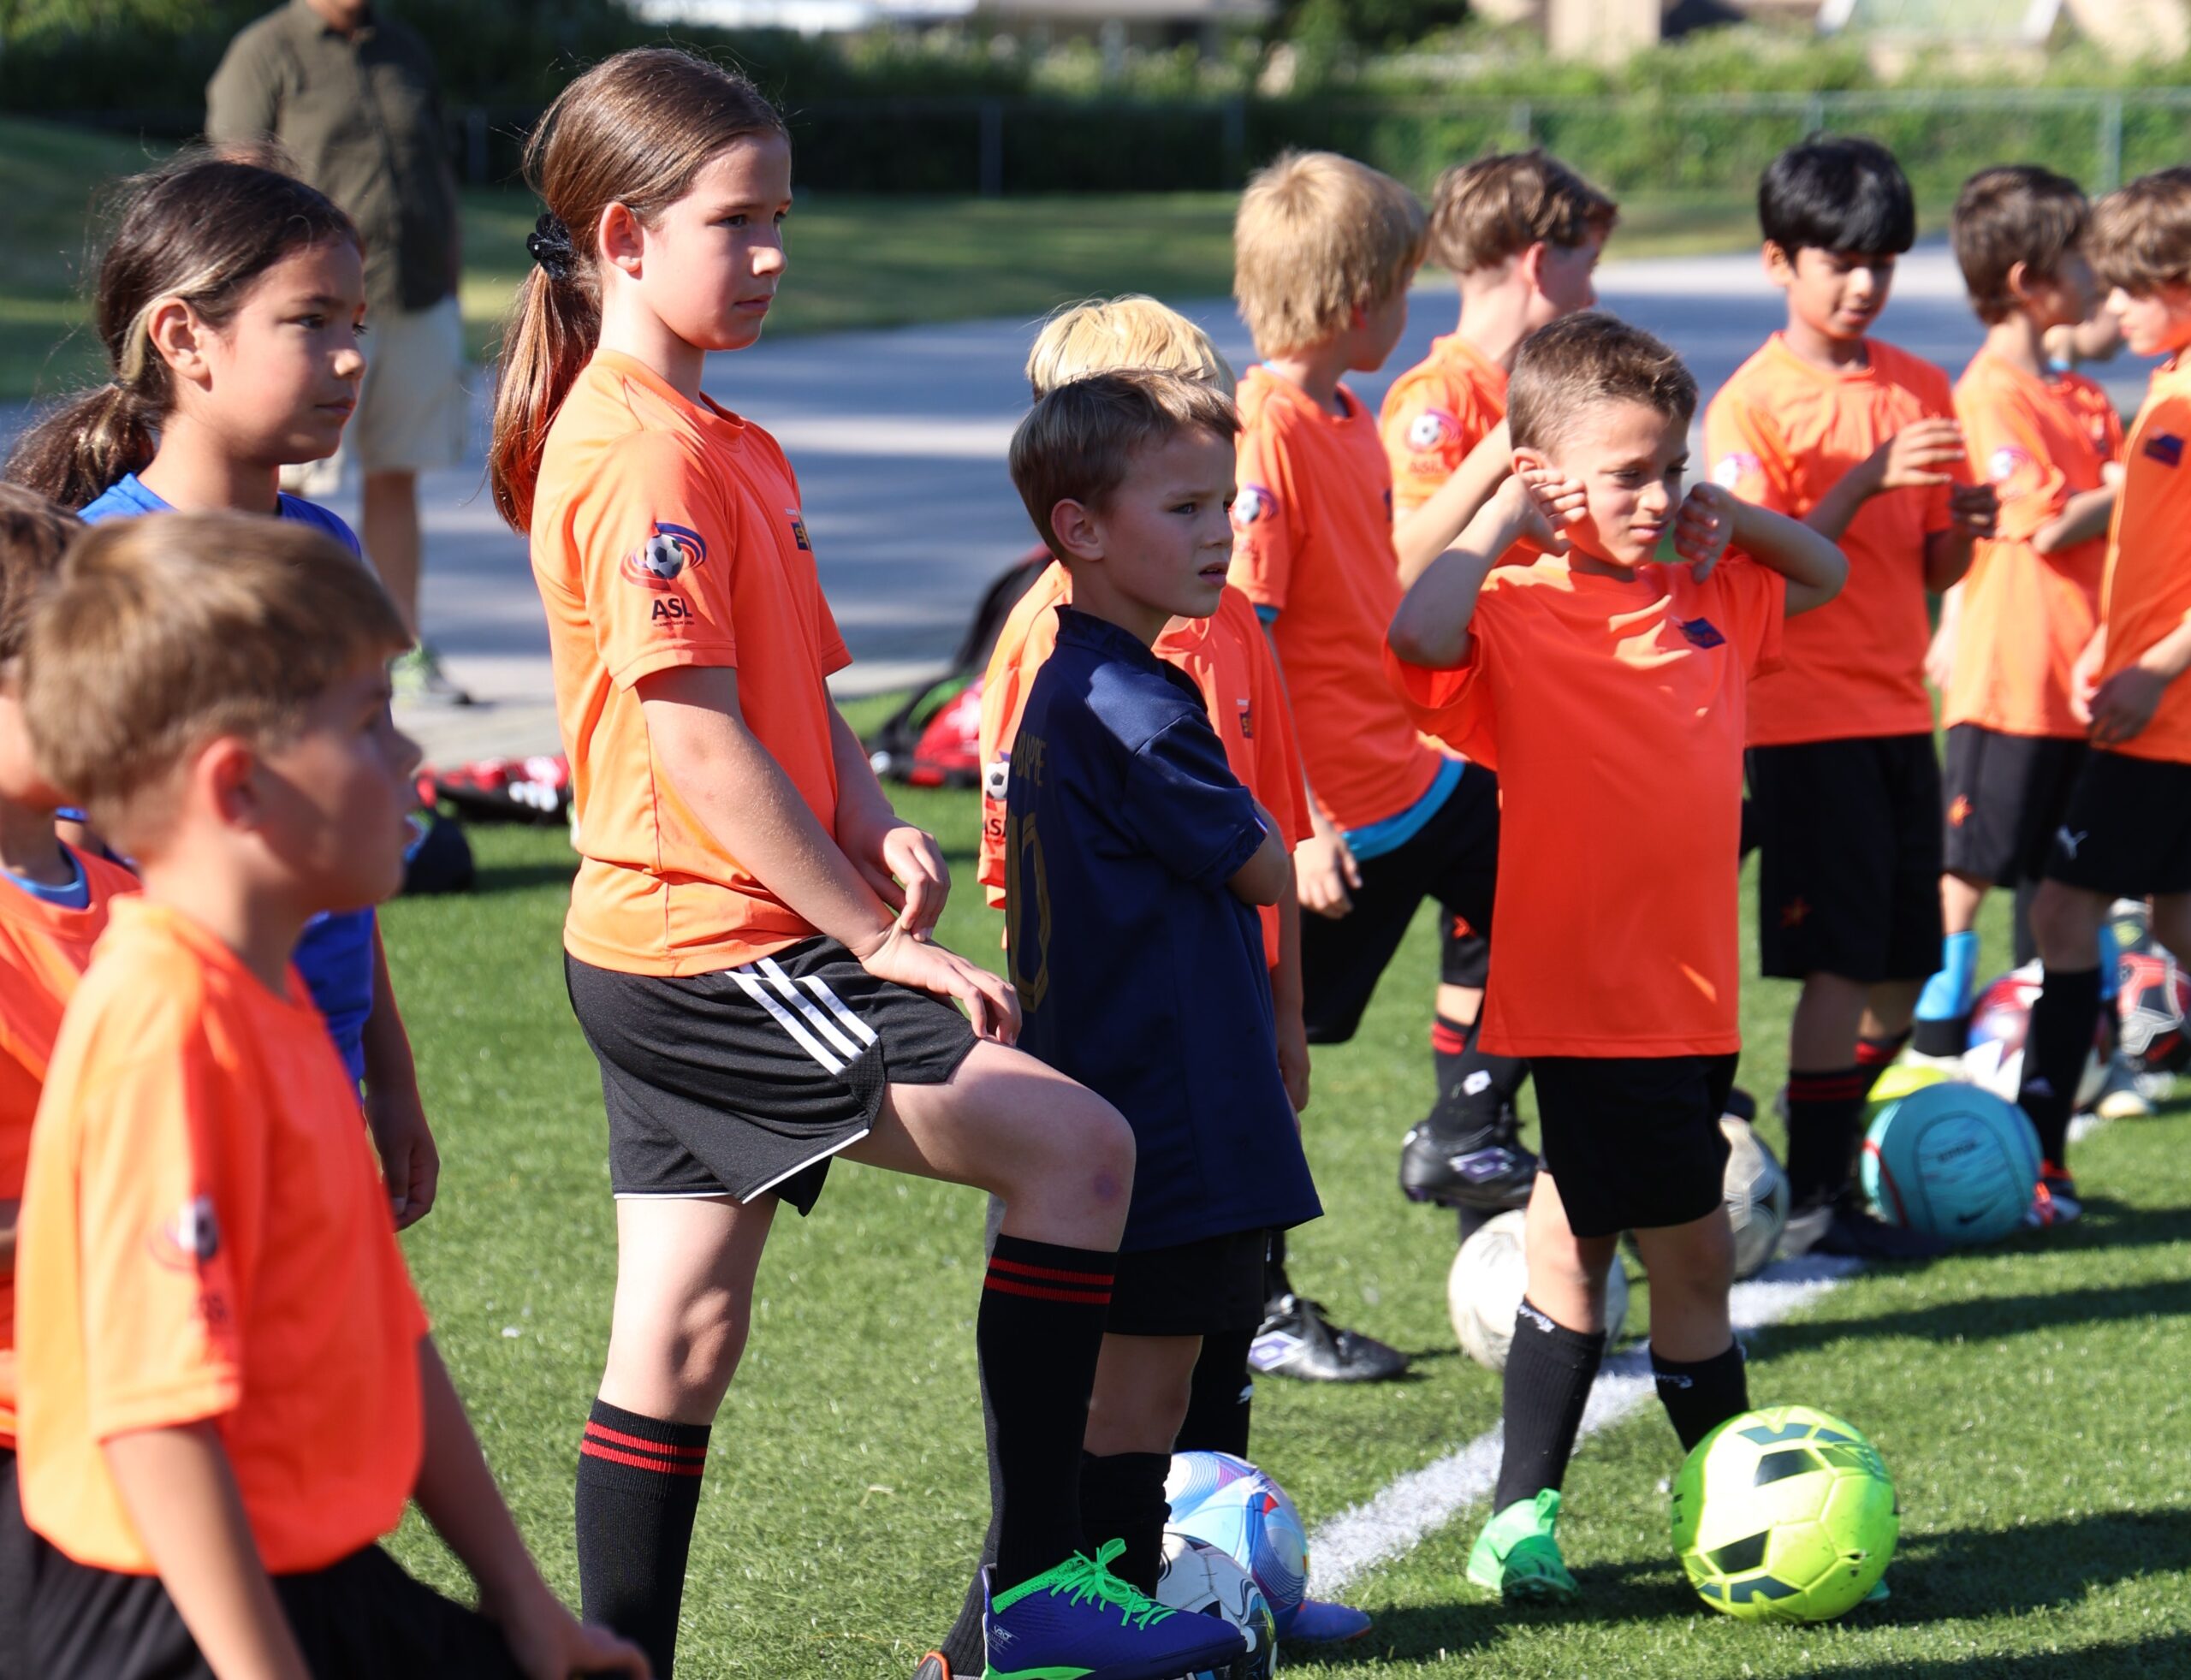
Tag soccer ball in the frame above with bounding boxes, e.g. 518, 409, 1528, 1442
1163, 1452, 1308, 1634
2117, 950, 2191, 1074
1447, 1209, 1627, 1372
1962, 963, 2109, 1112
635, 531, 687, 579
2111, 897, 2154, 958
1671, 1404, 1898, 1622
1155, 1533, 1277, 1680
1865, 1061, 1956, 1116
1861, 1080, 2040, 1244
1721, 1117, 1790, 1280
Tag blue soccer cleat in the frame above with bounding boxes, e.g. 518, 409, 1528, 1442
1282, 1597, 1372, 1642
983, 1539, 1246, 1680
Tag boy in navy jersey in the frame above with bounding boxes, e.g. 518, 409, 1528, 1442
994, 369, 1322, 1597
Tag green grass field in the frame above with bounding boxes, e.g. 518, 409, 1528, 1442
1, 116, 1771, 405
372, 763, 2191, 1680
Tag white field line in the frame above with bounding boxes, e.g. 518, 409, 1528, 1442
1304, 1254, 1864, 1596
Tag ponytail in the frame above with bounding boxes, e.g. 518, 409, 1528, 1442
0, 151, 356, 513
488, 48, 784, 533
5, 383, 158, 510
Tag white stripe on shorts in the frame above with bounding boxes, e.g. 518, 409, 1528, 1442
728, 968, 846, 1074
757, 957, 866, 1062
801, 976, 879, 1048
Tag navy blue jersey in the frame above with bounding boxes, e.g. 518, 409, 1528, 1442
1006, 608, 1321, 1252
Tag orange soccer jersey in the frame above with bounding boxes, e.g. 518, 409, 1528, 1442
1228, 366, 1446, 834
0, 848, 139, 1446
1705, 335, 1962, 746
1386, 557, 1785, 1057
1378, 334, 1510, 517
1946, 352, 2122, 739
974, 563, 1311, 965
16, 900, 428, 1575
2098, 353, 2191, 765
532, 351, 852, 977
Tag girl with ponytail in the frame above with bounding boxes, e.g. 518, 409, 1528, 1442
505, 48, 1236, 1680
6, 152, 442, 1234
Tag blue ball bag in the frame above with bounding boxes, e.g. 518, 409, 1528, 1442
1861, 1081, 2040, 1244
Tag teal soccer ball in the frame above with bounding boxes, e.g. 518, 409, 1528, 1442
1671, 1405, 1899, 1622
1861, 1080, 2040, 1244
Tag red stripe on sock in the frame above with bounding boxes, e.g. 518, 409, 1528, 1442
585, 1422, 709, 1459
1429, 1022, 1470, 1056
1856, 1036, 1908, 1069
989, 1255, 1116, 1286
983, 1274, 1113, 1305
581, 1440, 707, 1476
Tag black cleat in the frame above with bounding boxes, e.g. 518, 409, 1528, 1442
1399, 1121, 1538, 1210
1785, 1200, 1950, 1260
1250, 1292, 1408, 1383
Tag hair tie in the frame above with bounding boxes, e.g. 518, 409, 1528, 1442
527, 212, 575, 282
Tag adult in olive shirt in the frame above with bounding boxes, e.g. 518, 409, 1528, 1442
208, 0, 470, 703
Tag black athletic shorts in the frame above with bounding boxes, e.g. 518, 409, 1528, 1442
1749, 734, 1945, 983
567, 936, 978, 1214
28, 1543, 521, 1680
0, 1451, 26, 1680
2045, 748, 2191, 897
1107, 1230, 1270, 1338
1941, 724, 2087, 887
1302, 764, 1499, 1043
1532, 1054, 1737, 1239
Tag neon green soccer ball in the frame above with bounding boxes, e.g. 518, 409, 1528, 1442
1670, 1404, 1899, 1622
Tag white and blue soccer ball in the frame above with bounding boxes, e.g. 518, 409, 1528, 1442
1164, 1451, 1308, 1634
635, 531, 687, 579
1155, 1532, 1277, 1680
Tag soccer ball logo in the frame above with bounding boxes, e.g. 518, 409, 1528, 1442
621, 520, 709, 587
1408, 408, 1458, 453
1713, 453, 1759, 490
1232, 485, 1274, 530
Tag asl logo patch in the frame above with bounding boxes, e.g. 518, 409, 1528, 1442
1236, 697, 1255, 739
1987, 444, 2036, 496
1232, 484, 1275, 529
621, 520, 708, 588
2145, 432, 2184, 469
147, 1194, 220, 1272
1677, 616, 1726, 650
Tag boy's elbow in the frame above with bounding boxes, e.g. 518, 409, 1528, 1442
1387, 608, 1442, 668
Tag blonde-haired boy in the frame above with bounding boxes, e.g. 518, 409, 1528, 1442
14, 513, 643, 1679
2017, 168, 2191, 1208
1374, 148, 1617, 1220
1230, 151, 1518, 1379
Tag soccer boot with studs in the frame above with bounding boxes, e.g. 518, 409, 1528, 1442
1466, 1489, 1579, 1604
982, 1540, 1244, 1680
1250, 1291, 1407, 1383
1398, 1107, 1539, 1211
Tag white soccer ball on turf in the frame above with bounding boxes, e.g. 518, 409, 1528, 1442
1446, 1208, 1628, 1373
1722, 1117, 1791, 1280
1155, 1532, 1277, 1680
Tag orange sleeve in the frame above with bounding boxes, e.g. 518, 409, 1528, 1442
1245, 625, 1314, 846
1228, 424, 1300, 615
1922, 366, 1967, 536
75, 1044, 247, 1442
1962, 384, 2065, 547
976, 568, 1068, 906
1381, 375, 1481, 517
1705, 394, 1796, 518
1384, 618, 1499, 770
571, 430, 742, 690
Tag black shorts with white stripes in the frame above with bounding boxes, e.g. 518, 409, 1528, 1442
566, 938, 978, 1214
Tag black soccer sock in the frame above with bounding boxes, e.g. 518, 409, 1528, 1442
981, 1234, 1114, 1592
575, 1398, 710, 1678
2019, 965, 2104, 1169
1078, 1451, 1173, 1595
1491, 1299, 1604, 1512
1264, 1229, 1292, 1308
1784, 1066, 1867, 1209
1179, 1329, 1255, 1459
1428, 1014, 1529, 1144
1855, 1031, 1911, 1103
1651, 1340, 1750, 1454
